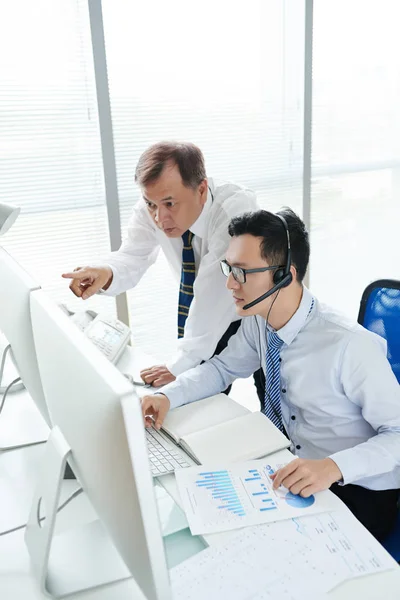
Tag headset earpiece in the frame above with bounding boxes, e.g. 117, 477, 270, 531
243, 212, 293, 310
273, 268, 284, 285
273, 268, 292, 287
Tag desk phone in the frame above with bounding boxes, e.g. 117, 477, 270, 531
84, 315, 131, 363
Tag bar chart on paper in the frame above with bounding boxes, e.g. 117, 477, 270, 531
194, 468, 280, 518
175, 458, 337, 534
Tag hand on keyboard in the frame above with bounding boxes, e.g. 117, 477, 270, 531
141, 393, 170, 429
145, 427, 191, 476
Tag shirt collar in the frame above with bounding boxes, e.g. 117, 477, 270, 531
269, 286, 315, 347
189, 180, 214, 239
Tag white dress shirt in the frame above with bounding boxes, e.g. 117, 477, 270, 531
162, 286, 400, 491
102, 178, 258, 375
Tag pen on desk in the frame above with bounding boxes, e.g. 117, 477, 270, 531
123, 374, 152, 388
132, 380, 152, 388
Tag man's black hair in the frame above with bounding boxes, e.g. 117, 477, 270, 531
228, 208, 309, 282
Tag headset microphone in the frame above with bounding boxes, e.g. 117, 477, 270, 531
242, 273, 292, 310
243, 213, 293, 311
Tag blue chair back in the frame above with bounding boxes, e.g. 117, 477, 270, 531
358, 279, 400, 562
358, 279, 400, 384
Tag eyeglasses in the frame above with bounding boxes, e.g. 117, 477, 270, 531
220, 259, 283, 284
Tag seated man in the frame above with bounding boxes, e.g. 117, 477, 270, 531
141, 208, 400, 541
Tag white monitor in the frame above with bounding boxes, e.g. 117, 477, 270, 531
27, 289, 171, 600
0, 247, 51, 434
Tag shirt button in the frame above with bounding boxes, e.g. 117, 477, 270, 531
296, 444, 301, 450
282, 388, 286, 393
291, 415, 296, 421
279, 358, 282, 362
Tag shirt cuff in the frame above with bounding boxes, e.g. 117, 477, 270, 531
95, 265, 117, 296
156, 380, 186, 410
328, 449, 364, 486
166, 353, 199, 377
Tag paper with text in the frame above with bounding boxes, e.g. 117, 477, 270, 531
170, 509, 396, 600
175, 455, 338, 534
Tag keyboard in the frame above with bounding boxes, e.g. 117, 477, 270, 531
145, 427, 192, 476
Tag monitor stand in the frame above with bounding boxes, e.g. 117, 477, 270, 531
24, 426, 132, 598
0, 343, 49, 451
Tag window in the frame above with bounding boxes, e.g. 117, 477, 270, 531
311, 0, 400, 316
103, 0, 305, 358
0, 0, 114, 316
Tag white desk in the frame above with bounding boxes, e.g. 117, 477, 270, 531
1, 345, 400, 600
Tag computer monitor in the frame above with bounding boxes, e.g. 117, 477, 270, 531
0, 247, 51, 443
27, 289, 171, 600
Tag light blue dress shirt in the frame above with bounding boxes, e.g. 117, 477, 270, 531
162, 287, 400, 491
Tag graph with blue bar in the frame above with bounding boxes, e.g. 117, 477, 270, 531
195, 470, 247, 517
242, 468, 278, 512
175, 459, 324, 535
194, 467, 279, 520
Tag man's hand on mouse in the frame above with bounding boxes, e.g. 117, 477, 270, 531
140, 365, 176, 387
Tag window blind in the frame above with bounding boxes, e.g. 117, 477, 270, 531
0, 0, 115, 316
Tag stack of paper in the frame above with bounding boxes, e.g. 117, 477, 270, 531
170, 510, 397, 600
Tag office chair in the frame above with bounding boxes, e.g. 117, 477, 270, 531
358, 279, 400, 561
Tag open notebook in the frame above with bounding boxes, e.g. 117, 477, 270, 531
161, 394, 290, 465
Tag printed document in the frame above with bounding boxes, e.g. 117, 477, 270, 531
170, 509, 397, 600
175, 453, 339, 534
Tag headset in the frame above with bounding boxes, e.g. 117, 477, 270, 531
243, 212, 293, 310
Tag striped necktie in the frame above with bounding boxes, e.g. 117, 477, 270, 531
177, 230, 195, 338
264, 331, 284, 431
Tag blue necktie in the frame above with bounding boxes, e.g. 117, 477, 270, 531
264, 331, 284, 431
178, 230, 195, 338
